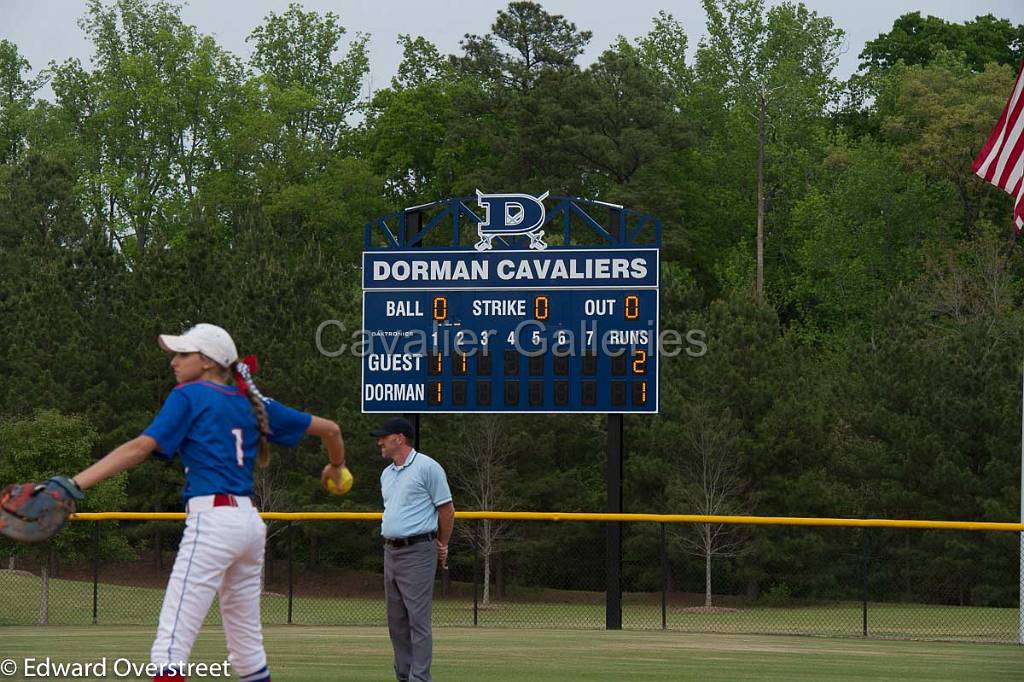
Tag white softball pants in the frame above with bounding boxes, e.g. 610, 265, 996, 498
150, 505, 268, 679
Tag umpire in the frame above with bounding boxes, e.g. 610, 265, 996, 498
372, 417, 455, 682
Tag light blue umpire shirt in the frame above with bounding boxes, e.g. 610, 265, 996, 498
380, 449, 453, 540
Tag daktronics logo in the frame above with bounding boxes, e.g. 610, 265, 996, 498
474, 190, 550, 251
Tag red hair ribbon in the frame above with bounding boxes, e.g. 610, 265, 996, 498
234, 355, 259, 393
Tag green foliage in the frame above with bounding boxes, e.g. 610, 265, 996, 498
785, 139, 955, 338
458, 1, 592, 92
556, 39, 680, 191
451, 2, 593, 191
247, 2, 368, 147
880, 57, 1018, 235
683, 0, 845, 289
760, 581, 792, 605
0, 39, 44, 165
49, 0, 247, 253
0, 410, 130, 562
860, 12, 1024, 73
363, 52, 466, 206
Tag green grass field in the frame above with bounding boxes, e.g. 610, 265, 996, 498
1, 625, 1023, 681
2, 571, 1018, 642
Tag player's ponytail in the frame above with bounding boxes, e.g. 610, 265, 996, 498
234, 358, 272, 468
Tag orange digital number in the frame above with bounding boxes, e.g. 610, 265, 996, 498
624, 295, 639, 320
632, 349, 647, 375
433, 296, 448, 321
534, 295, 549, 321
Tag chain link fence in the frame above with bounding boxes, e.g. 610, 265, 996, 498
1, 516, 1021, 643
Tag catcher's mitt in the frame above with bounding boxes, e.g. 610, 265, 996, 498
0, 476, 84, 543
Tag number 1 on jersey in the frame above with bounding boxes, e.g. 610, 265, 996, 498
231, 428, 244, 466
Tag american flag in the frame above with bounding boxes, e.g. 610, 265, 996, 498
973, 61, 1024, 233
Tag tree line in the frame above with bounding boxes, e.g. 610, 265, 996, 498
2, 0, 1024, 606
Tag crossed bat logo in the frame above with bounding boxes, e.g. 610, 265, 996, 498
474, 190, 550, 251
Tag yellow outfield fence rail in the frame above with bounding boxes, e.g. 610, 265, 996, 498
2, 511, 1023, 644
68, 511, 1024, 532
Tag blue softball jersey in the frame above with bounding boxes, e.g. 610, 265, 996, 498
143, 380, 312, 501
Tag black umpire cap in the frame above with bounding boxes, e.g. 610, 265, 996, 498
369, 417, 415, 440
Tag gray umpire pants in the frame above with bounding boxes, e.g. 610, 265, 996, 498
384, 540, 438, 682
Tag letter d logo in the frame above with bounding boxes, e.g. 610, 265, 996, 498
475, 190, 550, 251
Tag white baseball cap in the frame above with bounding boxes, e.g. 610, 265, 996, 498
158, 323, 238, 368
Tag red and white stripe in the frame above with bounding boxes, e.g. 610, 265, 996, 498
973, 61, 1024, 233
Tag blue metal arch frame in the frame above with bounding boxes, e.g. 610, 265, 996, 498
364, 196, 661, 250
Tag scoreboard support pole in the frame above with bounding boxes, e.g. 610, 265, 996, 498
606, 205, 625, 631
606, 414, 624, 630
404, 414, 422, 451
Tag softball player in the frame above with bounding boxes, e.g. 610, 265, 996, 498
70, 324, 346, 682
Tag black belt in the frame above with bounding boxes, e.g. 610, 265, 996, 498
383, 531, 436, 548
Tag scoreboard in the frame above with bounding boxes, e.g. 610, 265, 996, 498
361, 248, 659, 413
